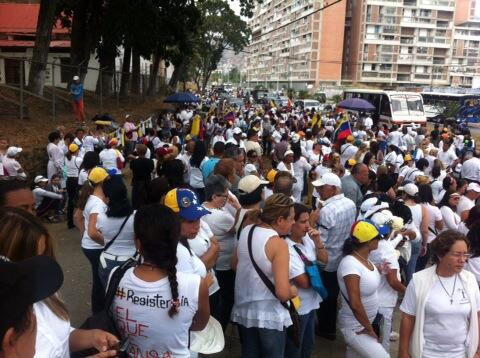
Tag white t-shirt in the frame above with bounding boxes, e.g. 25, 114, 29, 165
440, 206, 461, 231
112, 269, 200, 358
176, 242, 207, 279
201, 207, 235, 271
276, 161, 295, 177
369, 240, 400, 308
99, 148, 124, 175
189, 220, 220, 295
82, 195, 107, 249
2, 156, 24, 178
65, 156, 82, 178
286, 236, 322, 315
96, 212, 136, 256
466, 257, 480, 286
457, 196, 475, 217
337, 255, 381, 330
422, 203, 442, 244
437, 148, 458, 168
83, 136, 99, 152
189, 157, 208, 189
400, 276, 480, 358
78, 169, 89, 185
34, 301, 71, 358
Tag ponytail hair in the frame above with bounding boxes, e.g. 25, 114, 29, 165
134, 204, 181, 318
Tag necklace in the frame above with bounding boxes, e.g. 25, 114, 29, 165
140, 261, 159, 270
437, 273, 457, 305
352, 251, 372, 269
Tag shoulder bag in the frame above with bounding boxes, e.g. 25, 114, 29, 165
71, 257, 136, 357
103, 214, 131, 253
247, 225, 300, 347
292, 245, 328, 300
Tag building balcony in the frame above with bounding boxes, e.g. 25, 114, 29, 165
400, 17, 436, 28
397, 54, 414, 63
397, 74, 411, 81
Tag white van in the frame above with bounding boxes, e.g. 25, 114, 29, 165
294, 99, 322, 112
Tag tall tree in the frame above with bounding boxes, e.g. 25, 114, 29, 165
27, 0, 59, 95
190, 0, 250, 91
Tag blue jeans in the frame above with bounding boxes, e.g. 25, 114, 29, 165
405, 239, 421, 284
237, 324, 286, 358
82, 248, 105, 314
98, 255, 129, 290
285, 310, 316, 358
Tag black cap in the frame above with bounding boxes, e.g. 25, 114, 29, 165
0, 255, 64, 340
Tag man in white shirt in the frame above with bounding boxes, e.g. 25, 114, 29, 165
363, 114, 373, 130
387, 126, 403, 148
340, 135, 358, 166
461, 150, 480, 183
457, 182, 480, 221
438, 140, 459, 169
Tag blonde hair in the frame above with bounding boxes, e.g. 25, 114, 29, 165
259, 193, 294, 225
0, 208, 69, 321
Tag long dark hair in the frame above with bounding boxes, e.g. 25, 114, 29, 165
190, 140, 207, 168
468, 222, 480, 258
80, 151, 100, 171
102, 176, 133, 218
438, 189, 457, 210
134, 204, 180, 318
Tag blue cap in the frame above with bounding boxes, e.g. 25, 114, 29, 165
164, 188, 211, 221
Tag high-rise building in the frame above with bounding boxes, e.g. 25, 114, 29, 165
245, 0, 347, 90
245, 0, 480, 89
343, 0, 456, 87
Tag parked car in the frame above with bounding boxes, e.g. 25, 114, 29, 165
294, 99, 322, 112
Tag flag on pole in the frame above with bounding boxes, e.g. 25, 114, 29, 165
287, 98, 293, 109
334, 117, 352, 141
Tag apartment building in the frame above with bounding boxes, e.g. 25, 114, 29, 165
245, 0, 347, 90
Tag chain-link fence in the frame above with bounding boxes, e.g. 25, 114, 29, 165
0, 55, 169, 121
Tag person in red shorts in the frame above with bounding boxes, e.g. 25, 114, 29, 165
70, 75, 86, 123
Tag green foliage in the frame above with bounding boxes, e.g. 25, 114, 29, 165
331, 94, 342, 104
297, 90, 309, 99
443, 102, 461, 118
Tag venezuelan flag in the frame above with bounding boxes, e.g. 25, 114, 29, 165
334, 118, 352, 141
269, 99, 277, 109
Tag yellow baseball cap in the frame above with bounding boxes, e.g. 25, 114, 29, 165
164, 188, 210, 221
266, 169, 278, 184
404, 154, 412, 162
351, 220, 381, 243
88, 167, 109, 184
347, 158, 356, 166
68, 143, 79, 153
346, 135, 354, 142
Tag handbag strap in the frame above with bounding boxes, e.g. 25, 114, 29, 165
247, 225, 289, 310
104, 257, 136, 309
292, 245, 312, 265
103, 214, 131, 252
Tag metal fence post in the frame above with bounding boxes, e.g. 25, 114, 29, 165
114, 69, 119, 109
99, 68, 103, 114
52, 59, 56, 121
19, 59, 24, 120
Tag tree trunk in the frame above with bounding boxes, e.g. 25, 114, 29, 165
147, 49, 161, 96
119, 46, 131, 97
131, 48, 141, 94
168, 59, 186, 92
95, 51, 115, 96
27, 0, 58, 95
70, 0, 100, 83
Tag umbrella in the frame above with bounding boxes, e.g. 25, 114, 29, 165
337, 98, 375, 111
163, 92, 200, 103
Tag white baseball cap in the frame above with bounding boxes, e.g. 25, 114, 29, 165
34, 175, 48, 184
238, 175, 268, 195
73, 75, 79, 81
244, 163, 258, 175
233, 127, 242, 135
467, 182, 480, 193
403, 183, 419, 196
312, 173, 342, 188
284, 150, 294, 157
6, 146, 22, 157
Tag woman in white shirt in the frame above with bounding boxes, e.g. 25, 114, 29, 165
231, 194, 296, 357
285, 204, 327, 358
0, 207, 119, 358
292, 144, 312, 203
399, 230, 480, 358
337, 220, 389, 358
439, 191, 462, 231
112, 204, 210, 357
202, 174, 239, 331
189, 141, 208, 203
47, 131, 64, 181
417, 184, 444, 271
82, 167, 109, 313
277, 150, 295, 178
99, 138, 124, 175
97, 177, 136, 288
65, 143, 83, 229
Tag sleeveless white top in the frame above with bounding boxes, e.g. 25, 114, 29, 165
112, 269, 200, 358
231, 224, 292, 331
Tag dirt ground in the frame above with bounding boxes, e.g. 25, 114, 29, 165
0, 87, 169, 148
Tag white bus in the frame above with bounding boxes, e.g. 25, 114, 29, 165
343, 89, 426, 127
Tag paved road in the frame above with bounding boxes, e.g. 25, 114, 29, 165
51, 222, 401, 358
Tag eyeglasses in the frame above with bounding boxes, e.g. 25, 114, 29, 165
448, 252, 471, 259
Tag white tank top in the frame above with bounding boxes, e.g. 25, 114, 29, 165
112, 269, 200, 358
232, 224, 292, 330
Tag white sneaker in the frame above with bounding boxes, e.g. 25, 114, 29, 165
390, 331, 399, 341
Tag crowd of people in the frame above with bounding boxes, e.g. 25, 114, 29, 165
1, 99, 480, 358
